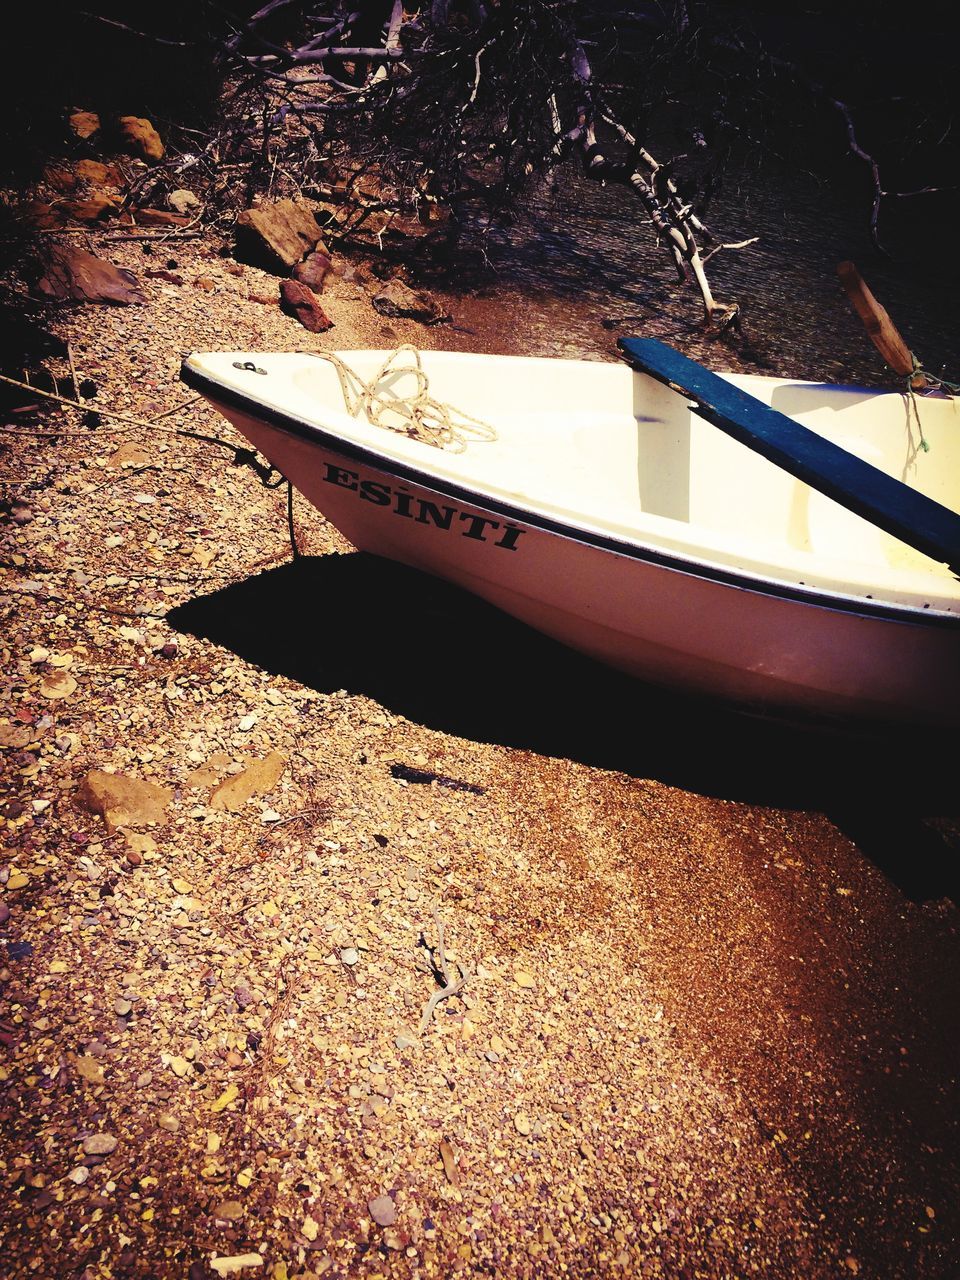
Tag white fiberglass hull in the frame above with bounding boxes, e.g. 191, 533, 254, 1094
182, 351, 960, 729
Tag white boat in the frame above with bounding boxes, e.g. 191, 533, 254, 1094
181, 342, 960, 730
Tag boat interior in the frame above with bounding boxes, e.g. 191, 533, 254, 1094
186, 349, 960, 615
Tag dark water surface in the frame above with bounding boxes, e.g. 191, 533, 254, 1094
426, 159, 960, 387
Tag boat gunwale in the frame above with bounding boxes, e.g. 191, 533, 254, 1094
180, 357, 960, 632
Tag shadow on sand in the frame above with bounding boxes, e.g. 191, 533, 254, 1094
169, 552, 959, 904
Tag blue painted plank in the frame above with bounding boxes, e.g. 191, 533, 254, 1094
618, 338, 960, 575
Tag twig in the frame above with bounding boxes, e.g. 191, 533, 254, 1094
419, 906, 468, 1034
66, 343, 81, 403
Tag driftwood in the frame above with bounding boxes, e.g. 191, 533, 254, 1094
837, 262, 926, 389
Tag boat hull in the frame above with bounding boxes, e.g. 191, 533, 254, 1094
215, 400, 960, 730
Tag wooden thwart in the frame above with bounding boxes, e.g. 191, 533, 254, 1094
617, 337, 960, 575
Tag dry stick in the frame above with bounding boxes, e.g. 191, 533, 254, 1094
836, 261, 926, 389
66, 342, 81, 403
419, 907, 468, 1034
0, 373, 215, 437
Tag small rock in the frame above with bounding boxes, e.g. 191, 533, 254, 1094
67, 1166, 90, 1184
214, 1199, 245, 1221
76, 160, 124, 187
369, 1194, 397, 1227
0, 903, 10, 925
280, 279, 333, 333
514, 1113, 532, 1136
114, 998, 133, 1017
195, 277, 217, 292
292, 250, 332, 294
372, 278, 449, 324
513, 970, 535, 989
236, 199, 325, 269
39, 671, 78, 700
169, 189, 201, 214
339, 948, 359, 966
158, 1113, 180, 1133
439, 1138, 459, 1186
77, 770, 170, 834
301, 1215, 319, 1241
118, 116, 164, 162
75, 1055, 105, 1084
37, 246, 146, 306
210, 1256, 263, 1277
6, 872, 29, 891
69, 111, 101, 140
209, 752, 285, 813
82, 1132, 118, 1156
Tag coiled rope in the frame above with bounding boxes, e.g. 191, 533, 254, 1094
302, 345, 497, 453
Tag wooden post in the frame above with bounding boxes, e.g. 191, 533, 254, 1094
837, 261, 926, 389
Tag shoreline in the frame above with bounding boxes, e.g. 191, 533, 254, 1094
0, 232, 958, 1279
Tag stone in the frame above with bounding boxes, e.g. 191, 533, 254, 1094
208, 752, 286, 812
210, 1257, 263, 1276
37, 246, 146, 306
75, 160, 124, 187
371, 278, 449, 324
107, 443, 152, 469
369, 1194, 397, 1226
129, 207, 191, 227
514, 1113, 532, 1135
118, 116, 164, 162
280, 280, 333, 333
214, 1200, 245, 1221
82, 1132, 118, 1156
439, 1138, 459, 1185
76, 1055, 105, 1083
69, 111, 101, 140
169, 189, 201, 214
291, 250, 333, 294
39, 670, 77, 700
67, 1167, 90, 1184
62, 195, 120, 224
513, 969, 536, 988
236, 199, 325, 269
77, 770, 171, 834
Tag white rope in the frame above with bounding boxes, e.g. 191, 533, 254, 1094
303, 345, 496, 452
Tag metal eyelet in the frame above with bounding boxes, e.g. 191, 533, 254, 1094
233, 360, 267, 375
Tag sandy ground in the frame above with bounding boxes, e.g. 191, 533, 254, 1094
1, 234, 958, 1280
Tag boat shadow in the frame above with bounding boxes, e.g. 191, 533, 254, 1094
169, 552, 958, 904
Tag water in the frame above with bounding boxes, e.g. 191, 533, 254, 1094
425, 158, 960, 388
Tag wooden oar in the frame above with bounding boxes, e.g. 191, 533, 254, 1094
617, 337, 960, 575
836, 261, 926, 389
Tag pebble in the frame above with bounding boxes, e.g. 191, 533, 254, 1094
67, 1167, 90, 1185
82, 1132, 118, 1155
214, 1199, 245, 1221
369, 1194, 397, 1226
0, 903, 9, 924
514, 1113, 532, 1135
114, 998, 133, 1017
513, 969, 535, 988
211, 1256, 263, 1276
